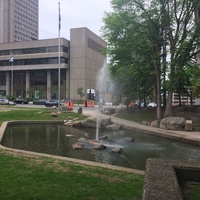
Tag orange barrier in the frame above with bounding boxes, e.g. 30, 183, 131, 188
87, 100, 94, 107
129, 101, 134, 107
65, 101, 73, 110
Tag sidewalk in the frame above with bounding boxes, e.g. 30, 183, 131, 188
79, 107, 200, 146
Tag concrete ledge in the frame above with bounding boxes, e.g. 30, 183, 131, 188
143, 159, 200, 200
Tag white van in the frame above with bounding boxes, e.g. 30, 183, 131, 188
0, 98, 9, 105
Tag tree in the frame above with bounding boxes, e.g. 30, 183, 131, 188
77, 87, 84, 105
102, 0, 200, 119
103, 0, 156, 102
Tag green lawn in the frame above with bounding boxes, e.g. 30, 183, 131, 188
0, 150, 144, 199
0, 107, 87, 125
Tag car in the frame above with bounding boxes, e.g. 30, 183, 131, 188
45, 99, 60, 107
0, 98, 9, 105
14, 98, 29, 104
8, 100, 16, 106
148, 102, 157, 107
33, 99, 47, 105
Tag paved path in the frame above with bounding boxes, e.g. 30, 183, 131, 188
79, 107, 200, 146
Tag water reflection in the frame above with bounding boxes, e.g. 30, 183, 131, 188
2, 124, 200, 170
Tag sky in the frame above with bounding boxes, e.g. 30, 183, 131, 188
39, 0, 112, 40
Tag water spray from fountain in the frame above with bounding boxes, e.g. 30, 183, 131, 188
96, 60, 111, 141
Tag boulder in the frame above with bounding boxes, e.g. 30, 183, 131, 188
111, 147, 123, 154
102, 107, 116, 115
51, 112, 58, 117
72, 142, 84, 149
160, 117, 186, 130
106, 123, 123, 131
99, 117, 113, 128
150, 120, 160, 128
98, 135, 109, 140
73, 117, 113, 128
92, 143, 107, 150
63, 119, 73, 126
72, 121, 82, 127
80, 117, 96, 128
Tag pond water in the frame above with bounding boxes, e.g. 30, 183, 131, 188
2, 123, 200, 170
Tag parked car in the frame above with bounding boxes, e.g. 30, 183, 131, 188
14, 98, 29, 104
8, 100, 16, 106
33, 99, 47, 105
45, 99, 60, 107
148, 102, 157, 107
0, 98, 9, 105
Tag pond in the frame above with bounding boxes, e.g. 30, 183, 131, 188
2, 123, 200, 170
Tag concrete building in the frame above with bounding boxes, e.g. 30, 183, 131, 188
0, 0, 38, 43
0, 27, 106, 100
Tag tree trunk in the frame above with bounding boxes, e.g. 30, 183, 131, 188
164, 89, 173, 117
156, 70, 162, 121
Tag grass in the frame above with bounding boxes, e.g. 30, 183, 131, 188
0, 107, 87, 126
0, 150, 144, 199
181, 183, 200, 200
115, 107, 157, 123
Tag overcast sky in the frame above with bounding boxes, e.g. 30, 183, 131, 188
39, 0, 112, 40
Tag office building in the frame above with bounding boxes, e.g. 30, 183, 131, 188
0, 27, 106, 100
0, 0, 38, 43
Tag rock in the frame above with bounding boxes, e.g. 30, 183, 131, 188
102, 107, 116, 115
106, 123, 123, 131
98, 135, 109, 140
160, 117, 186, 130
80, 117, 96, 128
63, 120, 73, 126
72, 142, 84, 149
99, 117, 113, 128
51, 112, 58, 117
111, 147, 123, 154
150, 120, 160, 128
72, 121, 82, 127
92, 143, 107, 150
66, 116, 74, 120
73, 117, 114, 128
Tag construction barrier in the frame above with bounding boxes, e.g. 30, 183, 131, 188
65, 101, 74, 110
87, 100, 94, 107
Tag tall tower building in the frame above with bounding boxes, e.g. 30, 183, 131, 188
0, 0, 38, 43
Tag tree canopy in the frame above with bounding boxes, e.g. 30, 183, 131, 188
102, 0, 200, 119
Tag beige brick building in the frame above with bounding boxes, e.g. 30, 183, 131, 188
0, 27, 106, 100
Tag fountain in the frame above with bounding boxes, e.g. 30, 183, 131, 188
95, 60, 113, 141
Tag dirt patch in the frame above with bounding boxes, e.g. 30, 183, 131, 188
0, 106, 20, 112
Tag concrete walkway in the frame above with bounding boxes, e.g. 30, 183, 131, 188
79, 107, 200, 146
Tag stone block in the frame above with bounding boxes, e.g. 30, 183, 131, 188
185, 120, 192, 131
